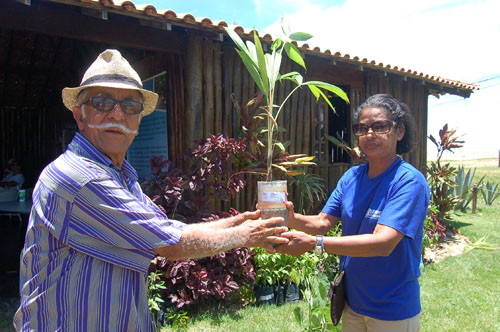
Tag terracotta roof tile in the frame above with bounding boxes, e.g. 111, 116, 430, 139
49, 0, 477, 91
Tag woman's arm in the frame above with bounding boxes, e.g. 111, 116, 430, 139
286, 202, 339, 235
277, 224, 403, 257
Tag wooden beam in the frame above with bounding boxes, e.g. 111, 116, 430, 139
0, 0, 186, 54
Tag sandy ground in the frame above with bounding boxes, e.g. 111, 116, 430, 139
424, 230, 470, 264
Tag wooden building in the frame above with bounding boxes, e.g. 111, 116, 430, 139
0, 0, 477, 211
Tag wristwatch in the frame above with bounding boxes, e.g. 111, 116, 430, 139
314, 235, 324, 255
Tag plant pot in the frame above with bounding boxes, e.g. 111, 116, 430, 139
254, 284, 275, 306
257, 180, 288, 227
285, 283, 301, 303
274, 284, 286, 306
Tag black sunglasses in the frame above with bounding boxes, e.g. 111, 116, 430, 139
84, 97, 143, 115
352, 120, 396, 136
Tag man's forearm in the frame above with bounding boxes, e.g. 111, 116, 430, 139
156, 225, 248, 260
201, 215, 238, 230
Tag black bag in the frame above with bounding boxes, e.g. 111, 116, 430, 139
328, 270, 345, 326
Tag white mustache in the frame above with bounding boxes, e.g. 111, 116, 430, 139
88, 123, 138, 135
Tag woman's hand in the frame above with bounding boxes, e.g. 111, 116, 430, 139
284, 201, 297, 228
274, 231, 315, 257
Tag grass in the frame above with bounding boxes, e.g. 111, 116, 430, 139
445, 158, 500, 183
175, 301, 310, 332
419, 200, 500, 331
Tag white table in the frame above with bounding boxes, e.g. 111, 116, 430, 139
0, 200, 32, 215
0, 200, 32, 233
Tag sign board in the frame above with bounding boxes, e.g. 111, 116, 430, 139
127, 72, 168, 182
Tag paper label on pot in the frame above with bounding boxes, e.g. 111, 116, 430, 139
262, 192, 286, 203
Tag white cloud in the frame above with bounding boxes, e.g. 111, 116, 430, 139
262, 0, 500, 160
264, 0, 500, 82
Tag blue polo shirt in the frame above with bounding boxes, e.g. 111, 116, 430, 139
322, 157, 430, 320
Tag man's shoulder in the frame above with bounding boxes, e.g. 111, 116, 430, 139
38, 150, 112, 199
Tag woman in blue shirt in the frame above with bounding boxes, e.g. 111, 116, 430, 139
277, 94, 430, 332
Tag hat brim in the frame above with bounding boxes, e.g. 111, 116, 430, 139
62, 82, 159, 116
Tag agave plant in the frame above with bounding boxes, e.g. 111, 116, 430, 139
481, 181, 500, 205
225, 15, 349, 181
453, 165, 485, 212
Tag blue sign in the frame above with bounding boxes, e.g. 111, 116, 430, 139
127, 73, 168, 182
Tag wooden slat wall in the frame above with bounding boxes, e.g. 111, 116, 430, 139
363, 71, 428, 173
180, 36, 430, 212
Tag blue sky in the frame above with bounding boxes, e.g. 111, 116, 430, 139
135, 0, 500, 160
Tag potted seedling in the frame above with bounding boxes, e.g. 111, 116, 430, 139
225, 15, 349, 224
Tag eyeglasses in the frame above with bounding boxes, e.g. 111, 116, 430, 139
352, 120, 396, 136
84, 97, 143, 115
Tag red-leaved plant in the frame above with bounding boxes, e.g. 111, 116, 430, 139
143, 134, 256, 308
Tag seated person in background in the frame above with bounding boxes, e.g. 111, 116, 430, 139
0, 159, 24, 189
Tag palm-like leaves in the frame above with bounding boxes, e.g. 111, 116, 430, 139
225, 15, 349, 180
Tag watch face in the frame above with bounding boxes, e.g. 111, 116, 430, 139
315, 235, 324, 255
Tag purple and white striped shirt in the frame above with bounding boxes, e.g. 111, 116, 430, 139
14, 133, 186, 331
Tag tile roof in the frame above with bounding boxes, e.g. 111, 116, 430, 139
50, 0, 478, 91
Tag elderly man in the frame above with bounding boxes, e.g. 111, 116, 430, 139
14, 49, 287, 331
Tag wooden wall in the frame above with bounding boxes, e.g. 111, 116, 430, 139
364, 71, 428, 173
180, 34, 430, 212
181, 34, 364, 212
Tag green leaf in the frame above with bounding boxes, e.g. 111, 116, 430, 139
253, 31, 270, 96
224, 27, 247, 54
306, 84, 336, 111
271, 38, 283, 51
275, 142, 286, 151
245, 40, 258, 64
289, 32, 313, 41
272, 164, 288, 173
284, 43, 306, 70
293, 307, 303, 326
304, 81, 350, 103
295, 156, 315, 163
235, 49, 267, 96
279, 71, 303, 86
308, 84, 321, 100
266, 51, 282, 86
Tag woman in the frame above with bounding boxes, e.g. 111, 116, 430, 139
277, 94, 430, 332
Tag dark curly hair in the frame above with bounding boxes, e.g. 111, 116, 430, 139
354, 94, 416, 154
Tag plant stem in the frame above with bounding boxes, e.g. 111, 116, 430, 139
275, 84, 302, 122
266, 90, 274, 181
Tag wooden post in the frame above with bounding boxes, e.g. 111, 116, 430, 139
471, 184, 478, 214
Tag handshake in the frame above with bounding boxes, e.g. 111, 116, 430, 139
246, 201, 317, 257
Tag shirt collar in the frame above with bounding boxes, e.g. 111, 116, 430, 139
68, 132, 138, 182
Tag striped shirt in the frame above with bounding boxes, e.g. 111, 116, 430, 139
14, 133, 186, 331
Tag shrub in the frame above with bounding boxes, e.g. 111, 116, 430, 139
143, 135, 256, 310
423, 203, 447, 257
426, 124, 463, 220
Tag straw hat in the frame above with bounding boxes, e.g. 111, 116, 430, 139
62, 49, 158, 116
